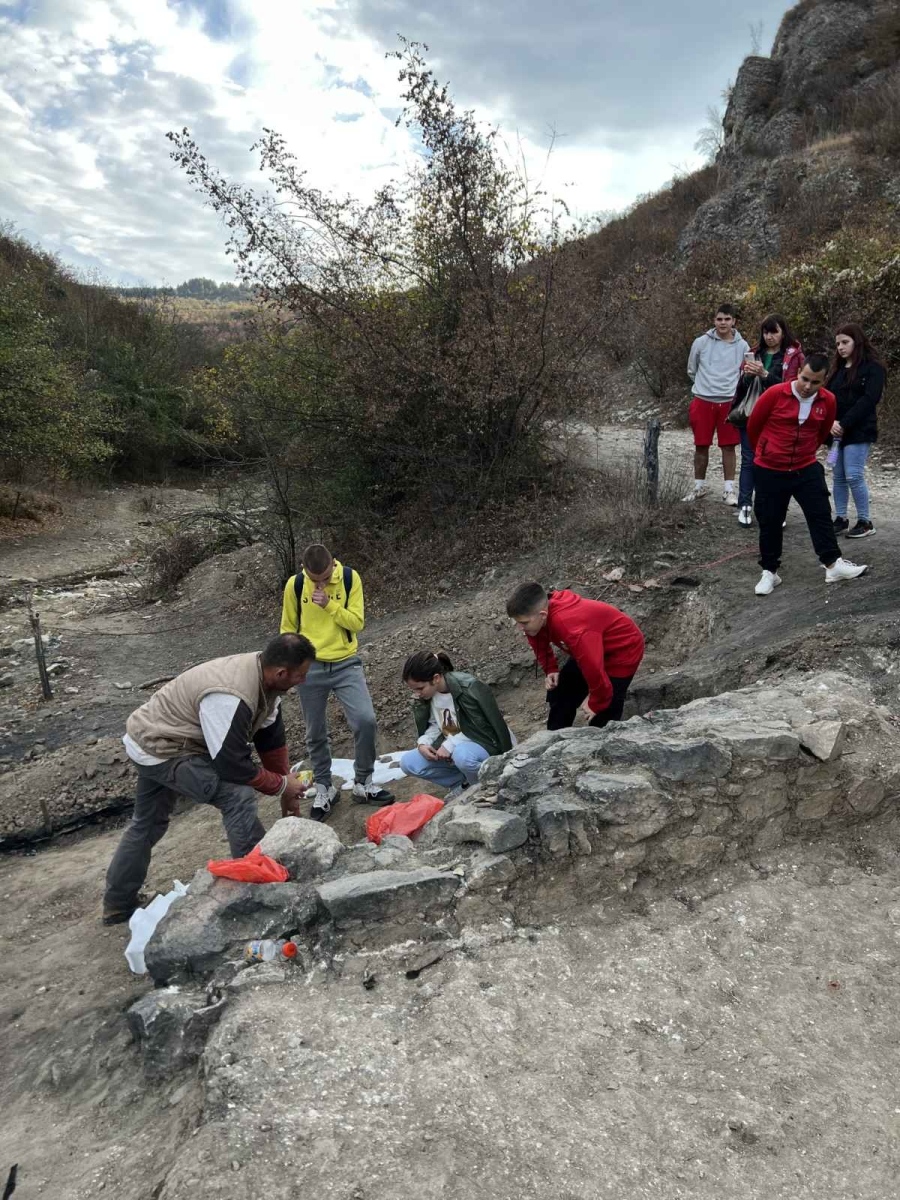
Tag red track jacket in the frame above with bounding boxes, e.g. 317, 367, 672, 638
527, 589, 645, 714
747, 382, 836, 471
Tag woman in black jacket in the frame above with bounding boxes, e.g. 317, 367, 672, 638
730, 314, 805, 527
828, 323, 886, 539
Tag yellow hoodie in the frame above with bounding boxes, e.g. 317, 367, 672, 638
279, 559, 364, 662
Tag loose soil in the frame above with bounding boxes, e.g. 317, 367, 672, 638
1, 429, 900, 1198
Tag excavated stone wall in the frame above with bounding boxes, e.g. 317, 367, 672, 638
131, 672, 900, 1075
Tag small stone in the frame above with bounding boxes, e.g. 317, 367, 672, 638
114, 682, 133, 690
0, 674, 13, 689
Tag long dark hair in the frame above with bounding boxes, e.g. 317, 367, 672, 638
829, 323, 883, 384
402, 651, 454, 682
755, 313, 798, 355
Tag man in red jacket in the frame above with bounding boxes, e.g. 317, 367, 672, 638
507, 582, 645, 730
747, 353, 868, 596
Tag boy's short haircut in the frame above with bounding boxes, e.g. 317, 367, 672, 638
805, 352, 830, 374
302, 544, 333, 575
506, 582, 548, 618
715, 302, 736, 317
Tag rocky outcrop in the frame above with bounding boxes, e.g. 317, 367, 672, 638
132, 672, 900, 1076
680, 0, 900, 259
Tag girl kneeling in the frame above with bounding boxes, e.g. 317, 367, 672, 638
400, 652, 514, 791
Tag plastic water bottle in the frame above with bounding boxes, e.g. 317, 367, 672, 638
245, 939, 298, 963
826, 437, 841, 467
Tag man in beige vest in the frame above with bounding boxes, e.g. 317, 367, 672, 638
102, 633, 315, 925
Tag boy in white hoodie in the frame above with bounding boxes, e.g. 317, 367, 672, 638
685, 304, 750, 503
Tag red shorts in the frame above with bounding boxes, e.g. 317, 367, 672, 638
689, 397, 740, 448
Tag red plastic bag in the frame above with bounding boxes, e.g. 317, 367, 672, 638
366, 794, 444, 845
207, 845, 289, 883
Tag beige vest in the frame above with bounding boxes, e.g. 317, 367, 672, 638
126, 653, 275, 760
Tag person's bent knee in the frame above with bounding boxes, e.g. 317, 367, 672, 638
400, 749, 426, 776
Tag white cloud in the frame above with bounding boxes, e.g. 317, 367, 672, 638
0, 0, 753, 283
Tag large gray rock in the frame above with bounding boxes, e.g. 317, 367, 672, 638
144, 870, 319, 985
798, 721, 846, 763
127, 987, 227, 1080
597, 729, 732, 781
316, 869, 460, 926
442, 807, 528, 853
257, 817, 342, 879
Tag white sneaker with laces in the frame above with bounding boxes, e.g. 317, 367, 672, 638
681, 484, 709, 502
825, 557, 868, 583
352, 777, 396, 806
755, 570, 782, 596
309, 784, 338, 821
723, 489, 738, 506
737, 505, 752, 526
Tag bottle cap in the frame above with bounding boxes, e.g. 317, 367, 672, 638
282, 942, 298, 959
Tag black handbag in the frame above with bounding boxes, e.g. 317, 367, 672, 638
727, 374, 765, 427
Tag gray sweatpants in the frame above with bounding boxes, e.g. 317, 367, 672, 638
104, 754, 265, 911
297, 655, 377, 788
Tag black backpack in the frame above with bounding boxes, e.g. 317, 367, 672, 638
293, 564, 354, 640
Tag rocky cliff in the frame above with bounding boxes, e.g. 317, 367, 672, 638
680, 0, 900, 259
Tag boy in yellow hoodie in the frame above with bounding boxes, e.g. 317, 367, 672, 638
280, 543, 394, 821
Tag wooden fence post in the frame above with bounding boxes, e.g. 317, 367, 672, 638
26, 589, 53, 701
643, 418, 661, 506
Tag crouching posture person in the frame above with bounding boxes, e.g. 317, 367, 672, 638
507, 582, 645, 730
102, 633, 315, 925
399, 651, 514, 792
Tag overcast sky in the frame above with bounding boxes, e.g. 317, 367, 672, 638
0, 0, 792, 285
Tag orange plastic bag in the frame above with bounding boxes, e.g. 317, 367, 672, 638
366, 794, 444, 845
207, 845, 289, 883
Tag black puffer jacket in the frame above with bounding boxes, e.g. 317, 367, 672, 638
828, 360, 886, 444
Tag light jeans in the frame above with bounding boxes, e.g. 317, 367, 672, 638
832, 442, 871, 521
400, 741, 490, 789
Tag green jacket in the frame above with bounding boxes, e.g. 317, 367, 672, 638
412, 671, 513, 758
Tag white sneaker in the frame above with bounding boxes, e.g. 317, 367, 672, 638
681, 484, 709, 502
309, 784, 338, 822
755, 570, 782, 596
737, 505, 753, 526
351, 777, 396, 806
723, 489, 738, 506
825, 557, 868, 583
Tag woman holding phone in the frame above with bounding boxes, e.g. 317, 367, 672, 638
730, 314, 805, 527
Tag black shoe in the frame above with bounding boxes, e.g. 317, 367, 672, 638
352, 781, 395, 805
846, 520, 876, 538
833, 516, 849, 534
309, 784, 339, 822
101, 891, 154, 925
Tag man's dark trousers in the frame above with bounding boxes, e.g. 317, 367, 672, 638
546, 657, 635, 731
753, 462, 840, 573
104, 754, 265, 912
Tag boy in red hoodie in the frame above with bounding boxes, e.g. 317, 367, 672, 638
747, 354, 868, 596
507, 583, 645, 730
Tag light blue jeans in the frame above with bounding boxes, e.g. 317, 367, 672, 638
833, 442, 871, 521
400, 741, 490, 789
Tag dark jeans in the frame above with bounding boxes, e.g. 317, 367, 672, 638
753, 462, 840, 573
738, 428, 755, 507
546, 657, 635, 731
104, 754, 265, 911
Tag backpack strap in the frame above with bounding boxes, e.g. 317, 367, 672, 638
292, 566, 354, 635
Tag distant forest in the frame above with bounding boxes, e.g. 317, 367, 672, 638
116, 277, 254, 301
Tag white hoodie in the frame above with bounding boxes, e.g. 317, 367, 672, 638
687, 327, 750, 401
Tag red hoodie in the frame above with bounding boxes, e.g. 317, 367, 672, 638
747, 381, 835, 471
527, 589, 645, 714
